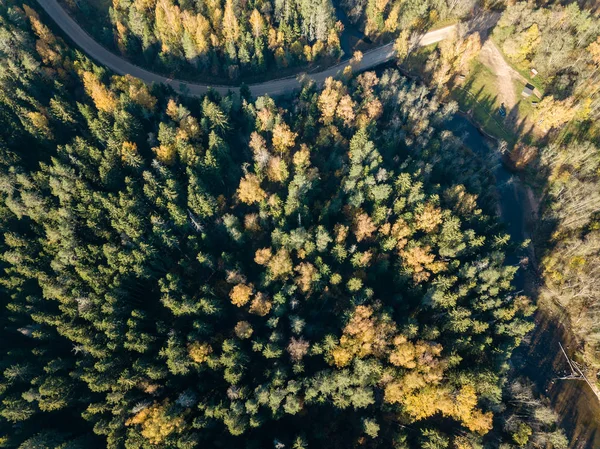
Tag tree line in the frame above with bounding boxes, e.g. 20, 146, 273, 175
65, 0, 341, 80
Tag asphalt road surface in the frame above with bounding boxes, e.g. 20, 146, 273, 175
35, 0, 493, 97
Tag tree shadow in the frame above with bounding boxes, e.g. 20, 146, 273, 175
452, 52, 600, 447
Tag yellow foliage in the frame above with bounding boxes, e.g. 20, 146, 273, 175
235, 321, 253, 339
293, 145, 311, 169
439, 31, 482, 75
272, 122, 297, 153
188, 341, 212, 363
389, 336, 417, 368
257, 108, 274, 131
304, 45, 313, 61
222, 0, 240, 43
154, 0, 184, 51
327, 29, 340, 49
588, 37, 600, 66
366, 99, 383, 120
178, 115, 201, 141
335, 224, 349, 243
267, 156, 289, 182
26, 112, 51, 137
453, 436, 473, 449
249, 292, 272, 316
268, 28, 278, 50
295, 262, 317, 293
124, 75, 157, 110
357, 72, 379, 97
132, 0, 157, 10
121, 141, 138, 162
534, 96, 577, 130
391, 219, 412, 249
237, 174, 267, 204
181, 10, 211, 56
82, 72, 117, 113
268, 249, 293, 279
336, 95, 356, 127
312, 41, 325, 59
354, 212, 377, 242
385, 4, 401, 33
415, 203, 443, 233
452, 385, 493, 434
153, 144, 176, 165
400, 245, 438, 283
249, 9, 264, 38
126, 400, 185, 444
401, 386, 455, 420
388, 382, 492, 434
249, 131, 267, 154
318, 78, 343, 124
330, 305, 395, 367
444, 185, 478, 216
23, 5, 62, 67
230, 283, 253, 307
255, 248, 273, 265
393, 29, 409, 59
166, 99, 179, 120
503, 24, 540, 63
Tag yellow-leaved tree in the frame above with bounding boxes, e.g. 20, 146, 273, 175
81, 72, 117, 113
126, 400, 186, 444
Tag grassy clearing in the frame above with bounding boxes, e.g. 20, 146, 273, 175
513, 77, 537, 119
402, 51, 518, 142
451, 61, 517, 143
402, 46, 542, 145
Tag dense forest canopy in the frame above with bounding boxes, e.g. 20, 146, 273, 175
0, 2, 549, 448
62, 0, 486, 80
66, 0, 342, 79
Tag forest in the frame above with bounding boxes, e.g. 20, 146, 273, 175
0, 1, 574, 448
3, 0, 600, 447
62, 0, 482, 80
65, 0, 342, 79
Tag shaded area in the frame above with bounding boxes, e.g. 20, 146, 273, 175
333, 0, 372, 58
519, 305, 600, 449
447, 113, 600, 449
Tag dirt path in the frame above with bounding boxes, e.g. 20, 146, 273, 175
478, 40, 519, 109
478, 40, 542, 130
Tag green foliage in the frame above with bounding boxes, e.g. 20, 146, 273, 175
0, 4, 537, 448
99, 0, 341, 79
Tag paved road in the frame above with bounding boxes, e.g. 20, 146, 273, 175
36, 0, 495, 97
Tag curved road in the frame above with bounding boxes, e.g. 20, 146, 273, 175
36, 0, 466, 97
